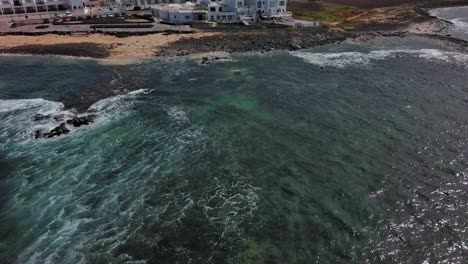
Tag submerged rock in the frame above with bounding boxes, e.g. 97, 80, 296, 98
34, 114, 97, 139
201, 56, 229, 64
33, 114, 51, 121
43, 122, 70, 138
53, 114, 65, 122
66, 114, 97, 127
34, 130, 43, 139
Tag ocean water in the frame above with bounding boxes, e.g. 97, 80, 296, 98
0, 37, 468, 263
431, 6, 468, 41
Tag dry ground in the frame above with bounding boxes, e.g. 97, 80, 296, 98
0, 32, 217, 62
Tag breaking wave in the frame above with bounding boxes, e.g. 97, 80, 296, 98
0, 89, 151, 152
451, 17, 468, 31
0, 88, 260, 264
291, 49, 468, 68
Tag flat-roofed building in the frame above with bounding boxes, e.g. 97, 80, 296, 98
0, 0, 100, 16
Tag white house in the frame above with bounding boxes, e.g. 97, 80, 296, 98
152, 2, 197, 23
151, 0, 288, 24
0, 0, 66, 15
0, 0, 99, 16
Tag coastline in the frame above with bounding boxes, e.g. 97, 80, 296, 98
1, 27, 464, 61
0, 1, 467, 61
0, 32, 218, 62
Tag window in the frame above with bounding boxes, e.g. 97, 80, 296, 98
236, 1, 242, 7
257, 1, 260, 8
2, 0, 10, 4
25, 0, 33, 3
209, 7, 215, 11
279, 0, 284, 5
227, 15, 232, 20
216, 15, 220, 20
218, 6, 222, 11
185, 15, 190, 19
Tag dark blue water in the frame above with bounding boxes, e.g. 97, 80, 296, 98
0, 37, 468, 263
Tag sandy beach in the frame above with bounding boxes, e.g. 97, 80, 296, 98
0, 32, 217, 62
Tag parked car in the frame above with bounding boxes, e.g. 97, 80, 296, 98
53, 15, 62, 23
62, 16, 71, 22
106, 12, 115, 17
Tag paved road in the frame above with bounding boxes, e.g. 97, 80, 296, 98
0, 21, 192, 33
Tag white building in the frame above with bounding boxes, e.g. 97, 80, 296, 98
0, 0, 99, 16
152, 2, 202, 23
151, 0, 287, 24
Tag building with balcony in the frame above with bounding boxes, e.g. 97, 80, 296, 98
0, 0, 100, 16
151, 0, 288, 24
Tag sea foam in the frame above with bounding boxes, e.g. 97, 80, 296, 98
0, 89, 151, 146
291, 49, 468, 68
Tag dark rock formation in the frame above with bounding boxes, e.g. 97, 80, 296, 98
34, 114, 97, 139
43, 122, 70, 138
66, 115, 97, 127
53, 114, 65, 122
33, 114, 51, 121
0, 43, 111, 59
200, 56, 228, 64
155, 29, 352, 57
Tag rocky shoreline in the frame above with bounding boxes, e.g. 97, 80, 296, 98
0, 29, 415, 59
154, 29, 410, 57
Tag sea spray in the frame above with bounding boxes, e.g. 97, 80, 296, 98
291, 49, 468, 68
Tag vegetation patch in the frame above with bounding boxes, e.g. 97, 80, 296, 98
293, 0, 360, 25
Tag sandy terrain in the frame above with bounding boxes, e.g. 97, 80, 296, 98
0, 32, 217, 62
405, 19, 450, 34
344, 6, 420, 25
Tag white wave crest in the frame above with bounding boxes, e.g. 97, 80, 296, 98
451, 17, 468, 31
0, 99, 76, 144
0, 98, 63, 114
0, 89, 150, 144
165, 105, 189, 123
291, 49, 468, 68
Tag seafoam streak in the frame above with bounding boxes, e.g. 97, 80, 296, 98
291, 49, 468, 68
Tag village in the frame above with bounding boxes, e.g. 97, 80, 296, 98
0, 0, 320, 33
0, 0, 460, 61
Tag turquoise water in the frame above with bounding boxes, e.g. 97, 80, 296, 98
1, 38, 468, 263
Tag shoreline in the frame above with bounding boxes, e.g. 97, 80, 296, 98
0, 2, 466, 61
0, 32, 218, 62
0, 29, 465, 62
